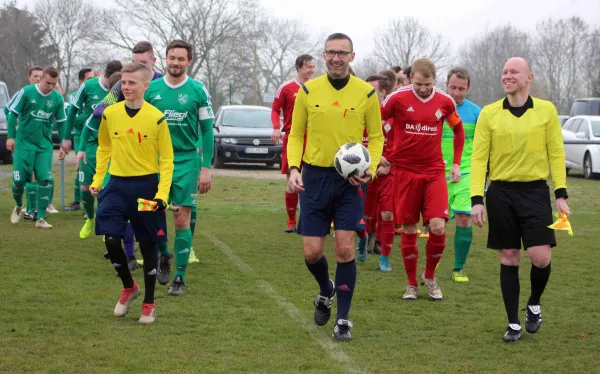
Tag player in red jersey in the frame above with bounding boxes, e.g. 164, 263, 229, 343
271, 54, 315, 233
382, 59, 465, 300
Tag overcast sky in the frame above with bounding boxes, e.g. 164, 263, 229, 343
16, 0, 600, 58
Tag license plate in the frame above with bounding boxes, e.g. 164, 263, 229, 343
245, 147, 268, 154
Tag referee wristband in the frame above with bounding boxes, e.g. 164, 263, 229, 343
471, 196, 484, 207
554, 188, 568, 200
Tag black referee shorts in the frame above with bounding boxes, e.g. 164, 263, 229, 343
486, 180, 556, 250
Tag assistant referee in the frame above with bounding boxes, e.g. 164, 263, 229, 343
470, 57, 570, 343
90, 62, 174, 326
287, 33, 384, 341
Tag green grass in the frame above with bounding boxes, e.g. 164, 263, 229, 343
0, 164, 599, 373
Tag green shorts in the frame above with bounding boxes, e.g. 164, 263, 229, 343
447, 173, 471, 219
79, 144, 97, 186
169, 156, 201, 207
73, 134, 81, 154
13, 149, 53, 184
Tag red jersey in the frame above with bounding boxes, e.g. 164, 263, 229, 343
382, 85, 462, 173
271, 79, 301, 133
363, 111, 394, 157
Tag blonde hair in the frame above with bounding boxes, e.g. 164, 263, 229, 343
121, 62, 150, 81
411, 58, 436, 79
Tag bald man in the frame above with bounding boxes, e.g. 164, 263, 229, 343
470, 57, 570, 342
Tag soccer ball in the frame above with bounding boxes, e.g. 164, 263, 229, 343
334, 142, 371, 178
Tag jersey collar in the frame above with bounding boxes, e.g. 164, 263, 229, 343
164, 75, 189, 89
98, 77, 109, 92
35, 84, 52, 97
411, 85, 435, 103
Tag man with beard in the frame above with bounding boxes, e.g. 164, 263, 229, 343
145, 39, 215, 296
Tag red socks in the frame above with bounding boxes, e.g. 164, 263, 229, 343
401, 233, 418, 286
357, 230, 367, 239
285, 192, 298, 224
425, 231, 446, 279
379, 220, 395, 256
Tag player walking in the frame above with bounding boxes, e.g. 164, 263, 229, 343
271, 54, 315, 233
382, 59, 465, 300
145, 40, 215, 295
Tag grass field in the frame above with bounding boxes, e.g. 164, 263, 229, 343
1, 162, 599, 373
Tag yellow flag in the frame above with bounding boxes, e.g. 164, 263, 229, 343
137, 198, 156, 212
548, 213, 573, 236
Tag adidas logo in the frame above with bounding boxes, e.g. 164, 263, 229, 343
179, 248, 190, 254
154, 94, 161, 100
112, 263, 121, 268
92, 95, 98, 99
147, 268, 157, 276
331, 101, 340, 107
127, 128, 134, 134
444, 209, 448, 215
40, 196, 49, 200
404, 254, 417, 260
407, 106, 414, 112
157, 229, 165, 236
359, 219, 365, 225
31, 99, 37, 104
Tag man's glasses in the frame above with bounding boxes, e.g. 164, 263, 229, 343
324, 50, 352, 58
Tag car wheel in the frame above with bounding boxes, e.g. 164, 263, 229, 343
583, 152, 596, 179
213, 149, 225, 168
265, 162, 275, 167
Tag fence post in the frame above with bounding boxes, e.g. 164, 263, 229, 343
60, 158, 65, 209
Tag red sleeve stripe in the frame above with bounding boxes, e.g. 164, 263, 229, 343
381, 86, 411, 106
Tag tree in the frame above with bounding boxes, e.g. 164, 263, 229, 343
0, 2, 55, 94
533, 17, 589, 114
372, 17, 451, 69
35, 0, 102, 97
584, 27, 600, 97
460, 25, 532, 106
351, 56, 386, 80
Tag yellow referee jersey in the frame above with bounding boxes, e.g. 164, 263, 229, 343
288, 75, 384, 177
91, 101, 174, 202
471, 96, 567, 199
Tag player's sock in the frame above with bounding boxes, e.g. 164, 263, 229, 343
124, 223, 135, 257
305, 256, 333, 296
401, 233, 418, 286
500, 264, 520, 325
356, 230, 367, 239
73, 172, 81, 203
335, 259, 356, 321
81, 190, 95, 219
158, 241, 171, 257
528, 262, 551, 305
49, 180, 54, 202
106, 235, 134, 288
17, 183, 30, 209
174, 228, 192, 284
190, 208, 197, 236
37, 184, 51, 221
379, 220, 395, 257
424, 231, 446, 278
140, 242, 158, 304
453, 226, 472, 271
285, 192, 298, 224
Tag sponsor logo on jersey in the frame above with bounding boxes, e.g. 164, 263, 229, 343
435, 109, 442, 120
45, 100, 53, 108
29, 110, 53, 121
177, 93, 188, 104
164, 109, 188, 122
405, 123, 437, 135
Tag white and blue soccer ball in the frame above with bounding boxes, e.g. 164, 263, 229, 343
334, 142, 371, 178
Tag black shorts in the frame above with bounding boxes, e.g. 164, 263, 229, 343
96, 174, 167, 244
486, 180, 556, 250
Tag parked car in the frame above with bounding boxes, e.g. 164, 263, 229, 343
570, 98, 600, 117
559, 115, 569, 127
212, 105, 282, 168
0, 81, 12, 164
562, 115, 600, 179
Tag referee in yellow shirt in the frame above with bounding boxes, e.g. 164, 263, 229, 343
287, 33, 384, 341
471, 57, 570, 343
90, 62, 174, 325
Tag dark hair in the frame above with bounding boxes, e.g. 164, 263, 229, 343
390, 66, 403, 74
28, 66, 43, 77
108, 72, 122, 89
295, 54, 314, 71
447, 66, 471, 85
78, 68, 92, 81
379, 69, 397, 91
367, 74, 392, 95
121, 62, 150, 81
324, 32, 353, 51
166, 39, 193, 61
43, 66, 59, 78
105, 60, 123, 77
132, 41, 154, 55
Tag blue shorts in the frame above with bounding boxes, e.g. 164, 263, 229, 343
96, 174, 167, 244
297, 164, 366, 237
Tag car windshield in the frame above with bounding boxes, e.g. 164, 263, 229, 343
0, 88, 7, 108
591, 121, 600, 137
222, 109, 272, 128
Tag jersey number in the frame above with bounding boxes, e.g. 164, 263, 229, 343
13, 171, 20, 181
79, 171, 85, 183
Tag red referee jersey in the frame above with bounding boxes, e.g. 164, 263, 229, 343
271, 79, 301, 133
382, 85, 462, 173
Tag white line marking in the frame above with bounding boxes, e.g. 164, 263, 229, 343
203, 233, 365, 374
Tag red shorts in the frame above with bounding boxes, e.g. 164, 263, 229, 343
364, 172, 395, 217
394, 169, 448, 225
281, 132, 306, 174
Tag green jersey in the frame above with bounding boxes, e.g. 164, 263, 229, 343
145, 76, 215, 165
65, 77, 108, 139
69, 91, 88, 135
442, 98, 481, 174
8, 84, 66, 151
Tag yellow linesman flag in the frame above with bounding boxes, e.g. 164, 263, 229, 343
137, 198, 157, 212
548, 213, 573, 236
